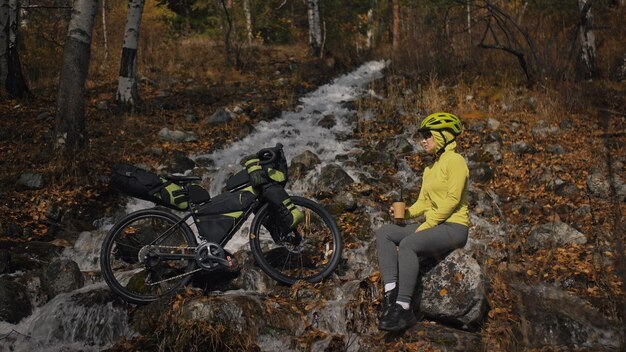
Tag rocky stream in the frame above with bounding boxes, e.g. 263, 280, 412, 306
1, 61, 624, 351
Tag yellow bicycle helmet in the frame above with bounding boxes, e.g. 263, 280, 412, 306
418, 112, 463, 135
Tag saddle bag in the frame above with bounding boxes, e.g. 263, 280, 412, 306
194, 187, 257, 243
110, 164, 189, 210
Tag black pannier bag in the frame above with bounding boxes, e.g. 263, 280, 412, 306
110, 164, 189, 210
194, 187, 257, 243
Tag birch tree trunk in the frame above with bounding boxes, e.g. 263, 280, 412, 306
307, 0, 322, 57
55, 0, 97, 151
116, 0, 144, 109
0, 0, 8, 94
243, 0, 252, 44
577, 0, 597, 78
5, 0, 28, 97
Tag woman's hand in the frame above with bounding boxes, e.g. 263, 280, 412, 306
388, 206, 395, 218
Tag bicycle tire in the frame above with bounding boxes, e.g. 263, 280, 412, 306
100, 208, 198, 304
249, 196, 343, 285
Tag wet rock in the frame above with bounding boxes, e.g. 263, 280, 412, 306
318, 114, 336, 129
417, 250, 488, 329
17, 173, 44, 189
28, 288, 130, 347
10, 241, 63, 271
290, 150, 321, 180
207, 250, 276, 293
166, 152, 196, 174
40, 259, 85, 301
232, 122, 255, 140
323, 191, 357, 215
333, 237, 376, 281
380, 137, 414, 156
158, 127, 198, 143
356, 149, 387, 165
525, 221, 586, 251
257, 104, 282, 121
315, 164, 354, 195
194, 156, 214, 168
0, 278, 32, 323
514, 283, 620, 350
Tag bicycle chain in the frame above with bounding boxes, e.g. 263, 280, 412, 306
143, 245, 201, 286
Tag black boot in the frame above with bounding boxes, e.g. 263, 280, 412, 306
378, 303, 417, 331
380, 287, 398, 317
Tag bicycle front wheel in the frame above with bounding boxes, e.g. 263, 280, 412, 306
249, 196, 343, 285
100, 208, 198, 304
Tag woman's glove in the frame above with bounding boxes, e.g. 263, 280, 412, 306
245, 158, 268, 187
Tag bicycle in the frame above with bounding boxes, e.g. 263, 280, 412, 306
100, 144, 343, 304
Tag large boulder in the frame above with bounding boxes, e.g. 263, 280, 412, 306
514, 283, 620, 350
10, 241, 63, 271
417, 250, 488, 329
180, 293, 306, 338
289, 150, 321, 180
0, 278, 32, 323
40, 259, 85, 301
315, 164, 354, 195
525, 221, 586, 251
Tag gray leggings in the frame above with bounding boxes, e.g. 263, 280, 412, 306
375, 222, 468, 304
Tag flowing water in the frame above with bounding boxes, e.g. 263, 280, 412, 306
0, 60, 391, 352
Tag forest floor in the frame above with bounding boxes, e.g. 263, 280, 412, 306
1, 43, 625, 349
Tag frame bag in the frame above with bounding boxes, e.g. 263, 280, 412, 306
194, 187, 256, 243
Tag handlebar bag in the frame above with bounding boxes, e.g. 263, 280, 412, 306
194, 187, 257, 243
110, 164, 189, 210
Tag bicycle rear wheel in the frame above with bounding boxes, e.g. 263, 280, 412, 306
100, 208, 198, 304
249, 196, 343, 285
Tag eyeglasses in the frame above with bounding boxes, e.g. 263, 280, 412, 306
418, 130, 432, 139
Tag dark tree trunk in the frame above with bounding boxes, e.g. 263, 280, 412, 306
55, 0, 97, 152
4, 0, 29, 98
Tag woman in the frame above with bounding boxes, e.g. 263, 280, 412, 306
376, 112, 470, 331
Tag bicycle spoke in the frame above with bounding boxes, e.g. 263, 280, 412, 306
251, 196, 342, 285
101, 209, 197, 304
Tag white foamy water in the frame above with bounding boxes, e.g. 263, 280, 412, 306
195, 60, 388, 251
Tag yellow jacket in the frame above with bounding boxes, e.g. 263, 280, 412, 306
406, 141, 470, 231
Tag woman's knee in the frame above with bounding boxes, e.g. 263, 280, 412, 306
375, 224, 395, 240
